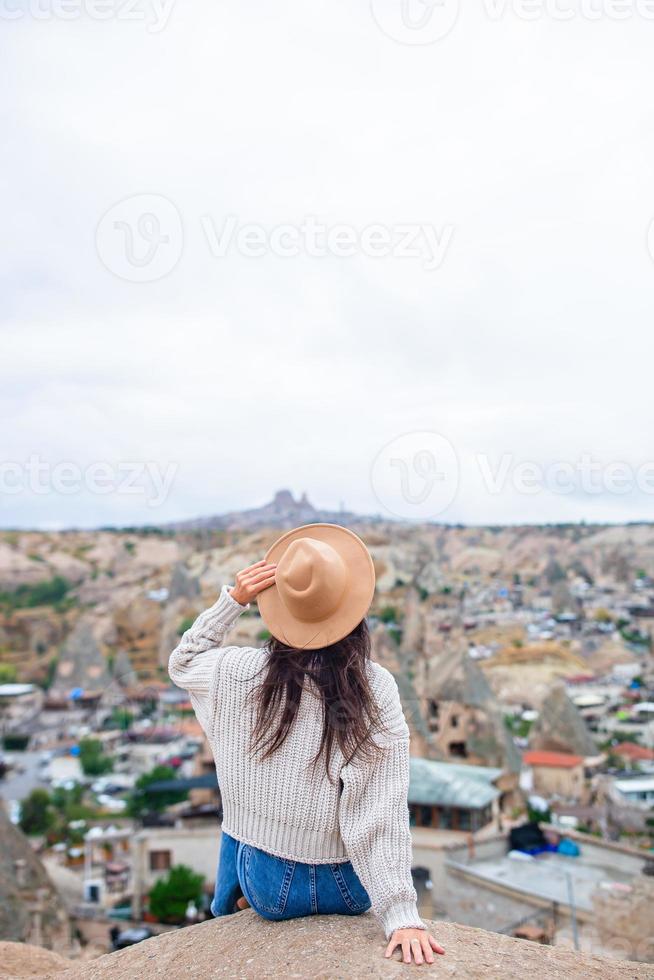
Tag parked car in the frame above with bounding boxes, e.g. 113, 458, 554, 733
110, 925, 153, 950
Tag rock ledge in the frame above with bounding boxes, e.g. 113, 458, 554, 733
49, 911, 654, 980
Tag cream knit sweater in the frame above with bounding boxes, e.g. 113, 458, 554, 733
168, 586, 424, 938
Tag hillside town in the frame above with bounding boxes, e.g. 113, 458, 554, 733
1, 493, 653, 967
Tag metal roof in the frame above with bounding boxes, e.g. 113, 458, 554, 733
614, 777, 654, 793
408, 758, 501, 810
0, 683, 36, 697
144, 773, 218, 793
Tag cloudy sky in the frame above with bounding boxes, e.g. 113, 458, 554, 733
2, 0, 654, 528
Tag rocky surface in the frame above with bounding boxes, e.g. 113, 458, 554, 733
48, 911, 654, 980
168, 561, 201, 601
0, 942, 71, 979
0, 809, 69, 949
54, 617, 112, 694
592, 876, 654, 963
529, 682, 599, 756
165, 488, 359, 532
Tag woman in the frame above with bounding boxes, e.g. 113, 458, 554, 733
169, 523, 445, 965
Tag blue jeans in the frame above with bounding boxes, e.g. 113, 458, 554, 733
211, 832, 371, 921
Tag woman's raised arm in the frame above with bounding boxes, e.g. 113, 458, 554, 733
167, 560, 276, 731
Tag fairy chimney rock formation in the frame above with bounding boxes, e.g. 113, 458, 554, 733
0, 808, 69, 949
529, 682, 599, 757
168, 562, 200, 602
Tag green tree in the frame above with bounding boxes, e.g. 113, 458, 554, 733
620, 626, 651, 648
0, 576, 71, 610
388, 627, 403, 646
51, 782, 84, 814
0, 663, 17, 683
177, 616, 195, 636
127, 764, 188, 817
20, 788, 55, 835
527, 801, 551, 824
148, 865, 204, 923
379, 606, 398, 624
40, 657, 59, 691
109, 707, 134, 731
78, 738, 113, 776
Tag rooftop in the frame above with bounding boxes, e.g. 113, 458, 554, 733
447, 845, 641, 914
408, 757, 501, 809
614, 776, 654, 794
614, 742, 654, 761
523, 750, 584, 768
0, 683, 36, 697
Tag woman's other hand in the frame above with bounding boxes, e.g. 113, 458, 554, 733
384, 928, 445, 965
229, 560, 277, 606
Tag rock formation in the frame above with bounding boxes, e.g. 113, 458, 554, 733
168, 562, 200, 602
53, 617, 111, 695
592, 874, 654, 963
163, 489, 358, 531
529, 682, 598, 757
3, 520, 654, 698
110, 648, 138, 688
399, 587, 425, 659
0, 807, 69, 950
0, 941, 71, 977
45, 909, 654, 979
422, 647, 522, 772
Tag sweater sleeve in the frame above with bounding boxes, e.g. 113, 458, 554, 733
168, 585, 247, 732
339, 669, 425, 940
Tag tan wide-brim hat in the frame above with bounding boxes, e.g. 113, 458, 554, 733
257, 523, 376, 650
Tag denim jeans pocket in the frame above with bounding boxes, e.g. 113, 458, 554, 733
243, 844, 296, 916
329, 862, 371, 912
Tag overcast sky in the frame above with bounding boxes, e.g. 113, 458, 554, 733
2, 0, 654, 529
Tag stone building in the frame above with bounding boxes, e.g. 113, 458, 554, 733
408, 757, 499, 832
420, 647, 522, 776
522, 749, 585, 800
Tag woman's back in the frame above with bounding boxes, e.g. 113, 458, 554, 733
211, 643, 402, 862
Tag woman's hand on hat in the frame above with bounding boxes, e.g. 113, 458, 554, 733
385, 928, 445, 965
229, 560, 277, 606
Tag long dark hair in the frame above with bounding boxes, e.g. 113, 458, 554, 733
249, 619, 384, 776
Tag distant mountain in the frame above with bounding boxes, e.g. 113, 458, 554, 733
163, 489, 364, 532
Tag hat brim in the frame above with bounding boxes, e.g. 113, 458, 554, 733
257, 524, 375, 650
